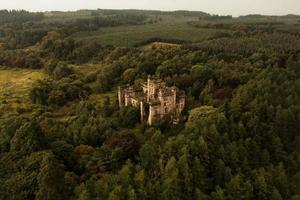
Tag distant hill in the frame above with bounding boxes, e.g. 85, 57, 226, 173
91, 9, 210, 17
44, 9, 210, 17
239, 14, 300, 19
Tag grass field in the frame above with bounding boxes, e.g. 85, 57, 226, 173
43, 10, 299, 47
44, 11, 231, 46
71, 63, 103, 75
72, 20, 228, 46
89, 91, 117, 108
0, 68, 45, 118
43, 10, 93, 22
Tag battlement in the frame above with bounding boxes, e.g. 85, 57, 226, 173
118, 76, 185, 126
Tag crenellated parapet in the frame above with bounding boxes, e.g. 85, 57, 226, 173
118, 76, 185, 126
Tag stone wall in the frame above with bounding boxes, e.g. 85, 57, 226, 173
118, 76, 185, 126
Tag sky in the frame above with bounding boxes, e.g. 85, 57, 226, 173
0, 0, 300, 17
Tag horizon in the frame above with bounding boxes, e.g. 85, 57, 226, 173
1, 0, 300, 17
26, 8, 300, 18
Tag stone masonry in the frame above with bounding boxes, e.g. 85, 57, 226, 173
118, 76, 185, 126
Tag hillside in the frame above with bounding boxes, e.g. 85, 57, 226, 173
71, 20, 225, 46
0, 68, 45, 119
0, 9, 300, 200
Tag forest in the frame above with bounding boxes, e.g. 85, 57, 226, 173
0, 9, 300, 200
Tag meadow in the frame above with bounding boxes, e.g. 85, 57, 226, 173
71, 17, 229, 46
42, 10, 94, 22
1, 9, 300, 200
0, 68, 45, 118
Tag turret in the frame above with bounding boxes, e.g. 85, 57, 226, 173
140, 101, 145, 122
147, 75, 151, 103
172, 86, 177, 109
118, 86, 124, 108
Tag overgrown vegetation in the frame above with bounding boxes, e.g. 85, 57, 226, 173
1, 9, 300, 200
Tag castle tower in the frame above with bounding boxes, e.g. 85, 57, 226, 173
118, 76, 185, 126
148, 105, 154, 126
147, 75, 151, 103
118, 86, 124, 108
140, 101, 145, 122
172, 86, 177, 110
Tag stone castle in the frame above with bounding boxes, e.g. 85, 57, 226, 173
118, 76, 185, 125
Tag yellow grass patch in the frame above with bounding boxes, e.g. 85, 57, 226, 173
0, 68, 45, 117
142, 42, 181, 51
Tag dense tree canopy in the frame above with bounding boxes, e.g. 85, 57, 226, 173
1, 9, 300, 200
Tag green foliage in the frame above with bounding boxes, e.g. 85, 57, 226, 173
0, 152, 46, 199
62, 14, 147, 35
36, 153, 65, 200
10, 120, 44, 154
225, 174, 253, 199
188, 106, 217, 123
117, 106, 140, 128
0, 50, 42, 68
0, 10, 44, 25
30, 77, 91, 107
1, 9, 300, 200
51, 62, 74, 80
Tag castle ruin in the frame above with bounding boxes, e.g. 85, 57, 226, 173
118, 76, 185, 126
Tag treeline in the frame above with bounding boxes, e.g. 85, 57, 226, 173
189, 20, 300, 36
29, 63, 90, 108
239, 14, 300, 20
0, 12, 148, 49
0, 10, 47, 49
60, 14, 148, 34
1, 9, 300, 200
200, 14, 233, 20
0, 10, 44, 25
0, 49, 42, 68
92, 9, 209, 17
1, 47, 300, 199
184, 33, 300, 60
134, 37, 191, 46
1, 28, 49, 49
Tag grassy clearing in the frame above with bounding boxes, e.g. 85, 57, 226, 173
43, 10, 93, 22
72, 20, 225, 46
71, 63, 103, 75
142, 42, 181, 51
89, 91, 118, 109
50, 91, 117, 121
0, 68, 45, 118
50, 63, 116, 120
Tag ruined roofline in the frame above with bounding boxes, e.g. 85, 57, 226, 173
146, 76, 184, 93
147, 75, 164, 83
158, 85, 185, 97
119, 85, 143, 93
128, 95, 139, 101
118, 75, 186, 126
127, 91, 147, 100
